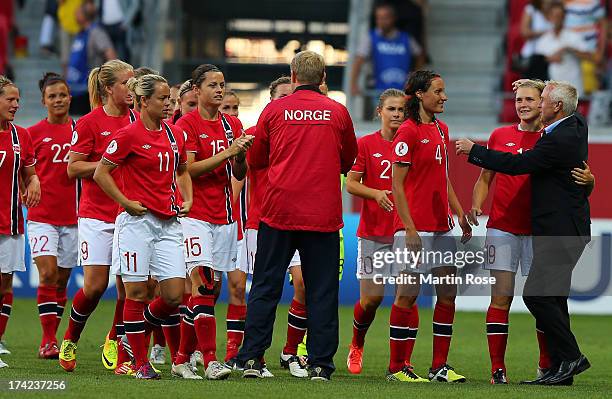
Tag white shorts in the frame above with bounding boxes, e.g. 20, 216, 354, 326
78, 218, 114, 266
0, 234, 26, 273
112, 212, 186, 283
27, 221, 78, 268
244, 228, 301, 275
393, 230, 458, 274
483, 228, 533, 277
182, 218, 237, 275
236, 238, 247, 274
356, 238, 396, 280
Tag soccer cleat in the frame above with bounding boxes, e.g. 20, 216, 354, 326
101, 334, 118, 370
428, 364, 467, 383
171, 362, 203, 380
309, 366, 331, 381
280, 353, 308, 378
242, 358, 263, 379
0, 357, 7, 368
225, 356, 244, 371
59, 340, 77, 372
149, 344, 166, 365
536, 367, 549, 379
205, 360, 231, 380
191, 350, 204, 366
134, 363, 161, 380
386, 365, 429, 382
0, 341, 10, 355
347, 344, 364, 374
491, 368, 508, 384
114, 361, 137, 376
39, 343, 60, 359
261, 366, 275, 378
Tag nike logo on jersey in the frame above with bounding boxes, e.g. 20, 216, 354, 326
373, 153, 382, 158
420, 139, 430, 144
142, 144, 151, 150
505, 142, 516, 147
200, 133, 208, 139
100, 131, 111, 136
42, 137, 52, 143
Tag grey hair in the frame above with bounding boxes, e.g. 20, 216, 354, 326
546, 80, 578, 115
127, 74, 167, 105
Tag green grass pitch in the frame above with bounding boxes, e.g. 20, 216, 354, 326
0, 299, 609, 398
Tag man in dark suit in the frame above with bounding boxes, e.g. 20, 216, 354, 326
456, 81, 591, 386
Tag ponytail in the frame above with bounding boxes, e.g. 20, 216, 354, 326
88, 67, 102, 110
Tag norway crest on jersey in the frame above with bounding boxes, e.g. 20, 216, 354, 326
170, 143, 178, 153
12, 144, 20, 154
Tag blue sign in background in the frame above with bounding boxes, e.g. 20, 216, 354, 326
14, 213, 432, 308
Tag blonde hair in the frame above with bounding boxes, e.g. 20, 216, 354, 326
290, 51, 325, 85
546, 80, 578, 115
223, 90, 240, 104
179, 79, 194, 98
517, 79, 546, 93
126, 74, 167, 106
87, 59, 133, 110
0, 75, 16, 96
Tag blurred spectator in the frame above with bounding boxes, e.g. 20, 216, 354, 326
98, 0, 140, 63
350, 2, 424, 97
58, 0, 83, 74
67, 0, 116, 115
393, 0, 428, 59
0, 0, 14, 77
520, 0, 553, 79
40, 0, 58, 56
563, 0, 607, 93
535, 1, 593, 96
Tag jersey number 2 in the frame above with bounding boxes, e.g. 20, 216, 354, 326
52, 144, 70, 163
379, 160, 391, 179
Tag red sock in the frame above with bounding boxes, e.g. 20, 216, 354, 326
117, 336, 131, 364
192, 295, 216, 367
536, 328, 552, 369
0, 292, 13, 339
153, 326, 166, 347
123, 299, 148, 368
108, 299, 125, 340
161, 311, 180, 363
63, 289, 99, 342
432, 301, 455, 370
283, 299, 307, 355
37, 285, 58, 345
55, 287, 67, 334
225, 304, 246, 361
486, 306, 509, 373
389, 304, 418, 372
175, 295, 197, 365
351, 301, 376, 348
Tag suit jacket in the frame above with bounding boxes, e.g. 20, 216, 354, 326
469, 114, 591, 238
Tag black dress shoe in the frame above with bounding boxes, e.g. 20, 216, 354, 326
520, 368, 555, 385
544, 355, 590, 385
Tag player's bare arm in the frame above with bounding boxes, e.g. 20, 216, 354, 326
447, 177, 472, 244
187, 135, 253, 178
346, 171, 393, 212
93, 159, 147, 216
176, 163, 193, 217
67, 151, 99, 179
392, 163, 421, 254
469, 169, 496, 226
231, 176, 245, 204
20, 165, 41, 208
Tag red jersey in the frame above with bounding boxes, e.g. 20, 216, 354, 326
0, 123, 35, 235
177, 110, 243, 225
351, 131, 396, 239
392, 118, 453, 232
249, 87, 357, 232
103, 120, 187, 219
486, 124, 542, 235
27, 118, 78, 226
70, 107, 137, 223
244, 126, 268, 230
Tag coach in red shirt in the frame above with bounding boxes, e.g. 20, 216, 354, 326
237, 51, 357, 380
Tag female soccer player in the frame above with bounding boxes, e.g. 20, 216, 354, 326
169, 80, 197, 124
220, 90, 240, 117
391, 70, 472, 383
468, 79, 595, 384
59, 59, 137, 373
94, 73, 193, 380
0, 76, 41, 368
173, 64, 253, 380
345, 88, 430, 382
27, 73, 77, 359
